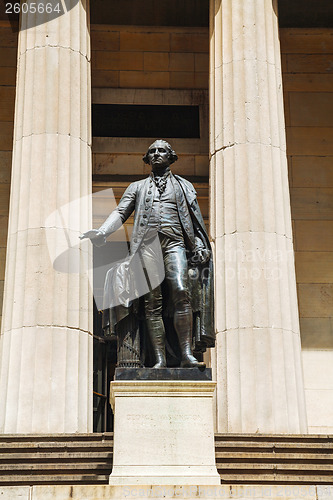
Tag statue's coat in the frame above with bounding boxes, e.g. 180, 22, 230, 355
101, 174, 215, 353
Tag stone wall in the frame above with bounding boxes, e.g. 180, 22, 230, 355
91, 25, 209, 90
90, 24, 210, 186
90, 24, 210, 236
0, 22, 17, 326
281, 28, 333, 433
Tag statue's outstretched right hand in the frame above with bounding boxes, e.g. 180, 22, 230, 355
79, 229, 106, 247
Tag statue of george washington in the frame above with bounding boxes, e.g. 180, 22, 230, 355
81, 140, 215, 369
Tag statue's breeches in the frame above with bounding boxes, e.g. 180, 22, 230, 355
140, 233, 191, 316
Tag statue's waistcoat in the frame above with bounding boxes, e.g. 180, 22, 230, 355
148, 176, 183, 238
130, 174, 197, 254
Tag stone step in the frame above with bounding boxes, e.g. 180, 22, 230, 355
0, 433, 332, 485
215, 434, 332, 441
215, 442, 333, 449
216, 452, 333, 461
215, 435, 333, 447
0, 433, 113, 442
0, 474, 110, 485
0, 452, 112, 461
0, 463, 110, 472
0, 441, 113, 455
218, 473, 333, 484
217, 463, 333, 471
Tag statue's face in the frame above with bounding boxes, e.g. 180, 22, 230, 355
147, 141, 170, 169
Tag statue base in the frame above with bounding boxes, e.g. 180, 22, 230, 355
109, 376, 220, 486
114, 367, 212, 381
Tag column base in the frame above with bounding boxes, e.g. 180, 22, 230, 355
109, 379, 220, 486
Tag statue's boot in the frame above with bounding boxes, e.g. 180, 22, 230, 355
174, 301, 206, 369
179, 333, 206, 369
146, 316, 167, 368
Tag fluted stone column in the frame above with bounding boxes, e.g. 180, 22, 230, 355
0, 1, 93, 433
209, 0, 308, 433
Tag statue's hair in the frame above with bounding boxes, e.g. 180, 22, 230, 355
142, 140, 178, 165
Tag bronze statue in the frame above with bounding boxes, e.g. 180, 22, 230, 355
81, 140, 215, 369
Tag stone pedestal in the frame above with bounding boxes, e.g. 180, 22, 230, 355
109, 380, 220, 485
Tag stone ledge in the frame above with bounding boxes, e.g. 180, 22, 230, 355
2, 484, 332, 500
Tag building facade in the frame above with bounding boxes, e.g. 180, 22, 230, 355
0, 0, 332, 494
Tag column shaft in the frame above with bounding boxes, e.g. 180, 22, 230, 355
0, 0, 93, 433
209, 0, 308, 433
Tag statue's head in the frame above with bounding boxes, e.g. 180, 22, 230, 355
142, 140, 178, 167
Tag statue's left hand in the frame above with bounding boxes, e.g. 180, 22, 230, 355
190, 248, 211, 265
